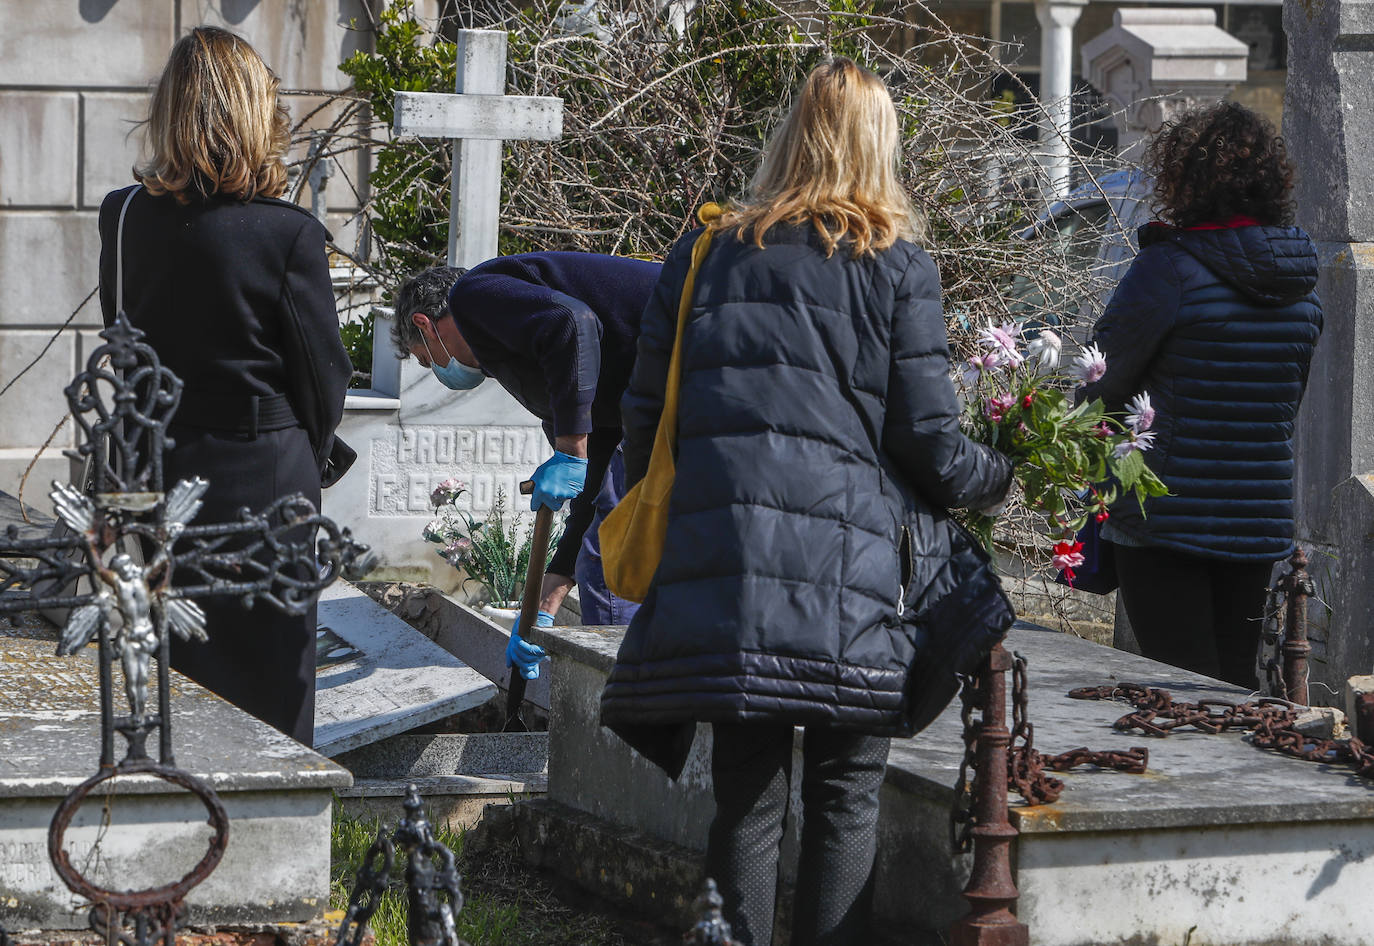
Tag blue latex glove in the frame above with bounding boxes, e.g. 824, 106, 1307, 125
530, 450, 588, 511
507, 609, 554, 680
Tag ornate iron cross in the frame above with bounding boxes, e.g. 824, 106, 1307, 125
0, 312, 371, 946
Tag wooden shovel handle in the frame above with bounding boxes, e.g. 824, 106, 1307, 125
505, 478, 552, 730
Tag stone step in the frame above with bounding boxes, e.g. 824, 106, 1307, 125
336, 774, 547, 833
334, 732, 548, 779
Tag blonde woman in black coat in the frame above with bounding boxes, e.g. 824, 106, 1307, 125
96, 28, 351, 744
602, 59, 1012, 946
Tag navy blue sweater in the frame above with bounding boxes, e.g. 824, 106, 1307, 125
447, 252, 662, 437
447, 251, 662, 578
1080, 223, 1323, 562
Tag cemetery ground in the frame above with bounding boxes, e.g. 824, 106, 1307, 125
328, 804, 682, 946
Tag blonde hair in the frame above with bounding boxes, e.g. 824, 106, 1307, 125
135, 27, 290, 204
719, 57, 926, 257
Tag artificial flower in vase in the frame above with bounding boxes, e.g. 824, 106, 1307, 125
423, 478, 563, 616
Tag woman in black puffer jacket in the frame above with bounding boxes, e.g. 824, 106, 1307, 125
1079, 102, 1323, 689
600, 59, 1012, 946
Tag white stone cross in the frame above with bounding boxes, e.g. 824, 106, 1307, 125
392, 29, 564, 269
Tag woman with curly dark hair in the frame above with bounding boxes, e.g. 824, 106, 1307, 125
1078, 101, 1322, 689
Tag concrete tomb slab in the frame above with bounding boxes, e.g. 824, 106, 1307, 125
314, 580, 498, 757
0, 613, 351, 931
530, 622, 1374, 946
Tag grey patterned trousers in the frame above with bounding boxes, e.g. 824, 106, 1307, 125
706, 722, 890, 946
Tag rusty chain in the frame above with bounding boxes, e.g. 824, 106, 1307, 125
952, 654, 1150, 850
952, 655, 1374, 856
1007, 654, 1149, 806
950, 673, 980, 854
1070, 683, 1374, 779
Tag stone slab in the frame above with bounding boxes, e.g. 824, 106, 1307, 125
189, 0, 371, 92
0, 332, 77, 449
531, 622, 1374, 944
0, 213, 102, 328
0, 4, 173, 87
79, 92, 148, 210
314, 581, 496, 757
0, 489, 54, 541
0, 613, 350, 930
0, 93, 78, 209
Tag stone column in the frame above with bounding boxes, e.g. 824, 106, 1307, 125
1286, 0, 1374, 690
1035, 0, 1087, 200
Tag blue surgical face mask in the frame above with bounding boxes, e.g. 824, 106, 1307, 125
421, 327, 484, 391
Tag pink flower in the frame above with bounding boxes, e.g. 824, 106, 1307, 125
1125, 392, 1155, 433
1072, 344, 1107, 384
984, 393, 1017, 423
979, 320, 1025, 366
963, 351, 1006, 390
441, 536, 473, 565
430, 477, 467, 508
1052, 539, 1085, 577
1093, 422, 1113, 439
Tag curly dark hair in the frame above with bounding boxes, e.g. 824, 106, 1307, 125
1145, 102, 1295, 229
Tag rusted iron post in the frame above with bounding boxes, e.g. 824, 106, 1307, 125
1353, 691, 1374, 745
1278, 547, 1314, 706
951, 642, 1028, 946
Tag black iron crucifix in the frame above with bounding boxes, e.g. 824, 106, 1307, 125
0, 312, 371, 946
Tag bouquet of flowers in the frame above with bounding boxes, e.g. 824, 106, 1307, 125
959, 322, 1169, 584
423, 478, 563, 604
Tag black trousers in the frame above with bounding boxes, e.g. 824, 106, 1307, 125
1114, 544, 1274, 690
165, 424, 319, 745
707, 722, 890, 946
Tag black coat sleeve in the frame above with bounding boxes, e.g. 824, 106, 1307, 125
620, 236, 693, 488
1077, 244, 1181, 412
882, 250, 1012, 510
278, 219, 351, 471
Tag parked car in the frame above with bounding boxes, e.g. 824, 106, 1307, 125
1008, 168, 1153, 336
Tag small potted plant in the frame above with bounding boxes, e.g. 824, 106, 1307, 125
423, 478, 563, 627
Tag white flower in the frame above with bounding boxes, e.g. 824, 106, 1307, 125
1073, 344, 1107, 384
979, 320, 1025, 366
1026, 330, 1062, 373
1125, 392, 1155, 433
1113, 430, 1157, 458
422, 517, 447, 542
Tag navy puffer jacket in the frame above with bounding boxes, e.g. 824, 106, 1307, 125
600, 224, 1012, 775
1080, 223, 1323, 561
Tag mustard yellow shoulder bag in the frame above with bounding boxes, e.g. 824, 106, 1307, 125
600, 203, 722, 603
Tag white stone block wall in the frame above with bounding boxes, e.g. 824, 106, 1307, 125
0, 0, 383, 499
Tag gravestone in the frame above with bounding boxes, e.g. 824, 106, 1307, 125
324, 29, 565, 591
313, 580, 497, 756
1081, 9, 1248, 160
0, 611, 350, 931
1285, 0, 1374, 694
522, 622, 1374, 944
